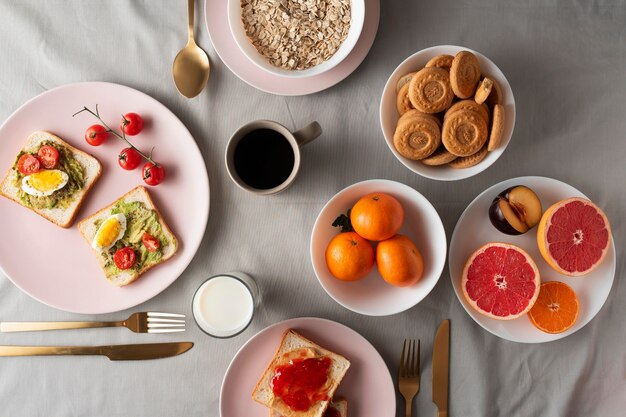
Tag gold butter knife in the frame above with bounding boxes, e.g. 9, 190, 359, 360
0, 342, 193, 360
432, 319, 450, 417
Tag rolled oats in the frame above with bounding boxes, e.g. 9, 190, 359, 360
241, 0, 351, 70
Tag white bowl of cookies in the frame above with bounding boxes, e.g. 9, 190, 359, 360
379, 45, 516, 181
228, 0, 365, 78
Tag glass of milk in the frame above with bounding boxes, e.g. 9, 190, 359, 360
192, 272, 259, 338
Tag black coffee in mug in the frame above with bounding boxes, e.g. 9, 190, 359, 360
233, 128, 295, 190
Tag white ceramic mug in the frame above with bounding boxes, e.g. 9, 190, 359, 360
225, 120, 322, 195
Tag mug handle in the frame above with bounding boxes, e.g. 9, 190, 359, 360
293, 122, 322, 146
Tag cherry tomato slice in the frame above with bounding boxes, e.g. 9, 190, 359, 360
85, 124, 109, 146
121, 112, 144, 136
142, 162, 165, 186
113, 247, 136, 270
142, 233, 160, 252
37, 145, 60, 169
118, 148, 142, 170
17, 154, 41, 175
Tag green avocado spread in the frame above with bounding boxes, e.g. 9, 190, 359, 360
101, 200, 169, 275
12, 140, 85, 210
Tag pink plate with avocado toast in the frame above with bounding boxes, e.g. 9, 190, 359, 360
0, 82, 209, 314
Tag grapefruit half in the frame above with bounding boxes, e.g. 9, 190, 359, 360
537, 197, 611, 276
462, 242, 540, 320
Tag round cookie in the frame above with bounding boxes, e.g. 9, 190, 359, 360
396, 72, 416, 93
474, 77, 493, 104
393, 116, 441, 160
421, 146, 457, 166
442, 109, 488, 157
488, 104, 505, 151
396, 83, 413, 115
448, 145, 488, 169
445, 99, 490, 124
408, 67, 454, 114
399, 109, 441, 127
450, 51, 481, 99
425, 54, 454, 69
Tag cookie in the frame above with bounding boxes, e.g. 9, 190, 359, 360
408, 67, 455, 114
425, 54, 454, 69
399, 109, 441, 127
474, 77, 493, 104
488, 104, 505, 151
396, 83, 413, 115
485, 76, 503, 107
421, 146, 457, 166
396, 72, 416, 93
450, 51, 481, 99
448, 145, 488, 168
393, 116, 441, 160
442, 109, 488, 157
445, 99, 490, 124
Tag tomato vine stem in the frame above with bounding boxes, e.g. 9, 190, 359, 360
72, 105, 159, 167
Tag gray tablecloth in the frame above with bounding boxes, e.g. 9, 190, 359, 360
0, 1, 624, 416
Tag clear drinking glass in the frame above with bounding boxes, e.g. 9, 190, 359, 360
192, 272, 259, 338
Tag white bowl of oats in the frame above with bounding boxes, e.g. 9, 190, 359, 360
229, 0, 365, 78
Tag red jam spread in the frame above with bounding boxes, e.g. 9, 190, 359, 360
271, 356, 332, 411
324, 405, 341, 417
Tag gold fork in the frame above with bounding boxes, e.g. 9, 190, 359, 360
399, 339, 421, 417
0, 312, 185, 334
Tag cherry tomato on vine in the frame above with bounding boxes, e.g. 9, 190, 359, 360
113, 247, 136, 270
37, 146, 60, 169
118, 148, 142, 170
85, 124, 109, 146
142, 162, 165, 186
121, 113, 144, 136
17, 154, 41, 175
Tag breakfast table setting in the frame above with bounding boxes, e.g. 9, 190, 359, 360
0, 0, 625, 416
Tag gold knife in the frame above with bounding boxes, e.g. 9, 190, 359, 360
432, 319, 450, 417
0, 342, 193, 360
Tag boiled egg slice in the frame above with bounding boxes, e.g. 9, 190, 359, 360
21, 170, 69, 197
92, 213, 127, 251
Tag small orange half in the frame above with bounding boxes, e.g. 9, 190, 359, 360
528, 281, 579, 334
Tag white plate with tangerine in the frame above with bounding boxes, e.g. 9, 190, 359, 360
449, 176, 615, 343
310, 179, 447, 316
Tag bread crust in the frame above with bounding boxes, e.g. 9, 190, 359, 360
77, 185, 179, 286
0, 131, 102, 228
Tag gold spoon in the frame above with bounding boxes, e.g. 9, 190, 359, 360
173, 0, 210, 98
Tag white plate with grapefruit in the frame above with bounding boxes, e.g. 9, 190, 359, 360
449, 176, 615, 343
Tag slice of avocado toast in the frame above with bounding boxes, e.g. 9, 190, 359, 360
77, 186, 179, 286
0, 131, 102, 228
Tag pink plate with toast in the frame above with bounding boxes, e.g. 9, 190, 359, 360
220, 317, 395, 417
0, 82, 209, 314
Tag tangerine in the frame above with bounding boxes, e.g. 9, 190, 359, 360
350, 193, 404, 241
325, 232, 375, 281
376, 234, 424, 287
528, 281, 579, 334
